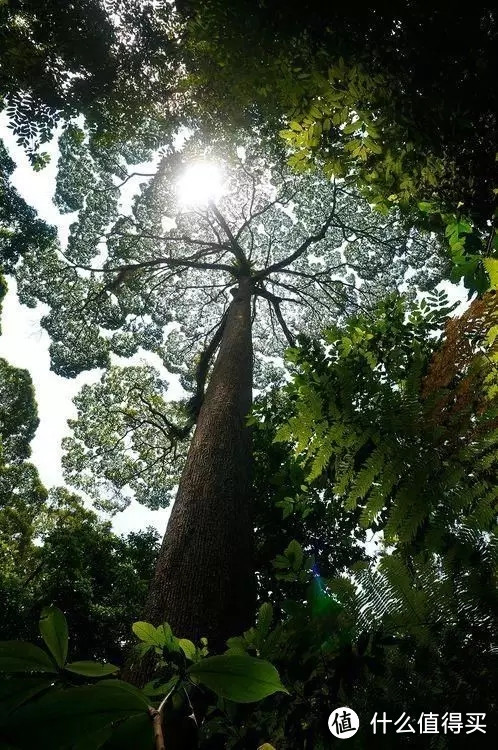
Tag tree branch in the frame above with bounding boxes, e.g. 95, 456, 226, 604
94, 171, 155, 193
149, 707, 166, 750
254, 185, 338, 279
209, 202, 249, 270
255, 287, 296, 346
69, 255, 235, 278
186, 310, 229, 420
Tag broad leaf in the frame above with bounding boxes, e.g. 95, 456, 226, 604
72, 726, 113, 750
143, 675, 179, 697
39, 606, 68, 668
178, 639, 196, 661
0, 642, 57, 674
285, 540, 304, 571
65, 661, 119, 677
101, 712, 154, 750
131, 621, 157, 644
0, 677, 56, 720
132, 621, 179, 652
256, 603, 273, 638
188, 654, 288, 703
0, 680, 149, 749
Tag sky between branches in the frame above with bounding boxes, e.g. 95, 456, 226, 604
0, 115, 179, 534
0, 115, 467, 532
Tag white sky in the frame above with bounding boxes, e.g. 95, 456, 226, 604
0, 115, 172, 536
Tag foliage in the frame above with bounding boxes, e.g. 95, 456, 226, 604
33, 134, 447, 509
0, 609, 287, 750
0, 0, 183, 159
2, 3, 495, 292
0, 356, 47, 575
180, 2, 497, 291
271, 290, 498, 544
0, 343, 157, 663
251, 387, 368, 612
62, 365, 188, 512
0, 486, 161, 665
0, 140, 56, 272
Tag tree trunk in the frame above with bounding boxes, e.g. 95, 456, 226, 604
129, 277, 256, 686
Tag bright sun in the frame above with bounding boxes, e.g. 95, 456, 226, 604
177, 162, 223, 207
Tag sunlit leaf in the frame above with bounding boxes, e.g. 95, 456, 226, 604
188, 654, 288, 703
39, 606, 68, 668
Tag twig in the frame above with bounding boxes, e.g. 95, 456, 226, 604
149, 706, 166, 750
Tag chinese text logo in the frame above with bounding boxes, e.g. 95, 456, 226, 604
328, 707, 360, 739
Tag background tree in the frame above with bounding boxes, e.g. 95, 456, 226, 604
1, 141, 56, 273
0, 344, 160, 666
0, 0, 182, 161
1, 486, 160, 666
17, 134, 445, 669
0, 354, 46, 575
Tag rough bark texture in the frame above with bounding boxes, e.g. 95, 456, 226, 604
129, 277, 255, 686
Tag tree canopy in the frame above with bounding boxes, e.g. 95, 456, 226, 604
178, 2, 497, 291
21, 134, 446, 511
0, 0, 182, 159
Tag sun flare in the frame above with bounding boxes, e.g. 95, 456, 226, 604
177, 162, 223, 207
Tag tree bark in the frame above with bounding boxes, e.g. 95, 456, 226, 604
129, 276, 256, 686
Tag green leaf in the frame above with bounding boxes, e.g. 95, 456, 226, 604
445, 219, 472, 242
273, 423, 292, 443
484, 258, 498, 289
187, 654, 288, 703
343, 121, 359, 135
65, 661, 119, 677
178, 639, 196, 661
288, 121, 303, 132
285, 540, 304, 571
0, 681, 149, 750
417, 201, 436, 213
143, 675, 179, 697
100, 712, 153, 750
39, 606, 68, 668
256, 603, 273, 638
72, 725, 113, 750
225, 636, 248, 654
132, 621, 179, 652
0, 642, 58, 674
132, 621, 158, 644
0, 677, 56, 721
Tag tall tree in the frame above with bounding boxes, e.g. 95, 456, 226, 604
1, 485, 160, 666
0, 354, 46, 573
192, 290, 496, 749
19, 133, 445, 677
0, 292, 495, 749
